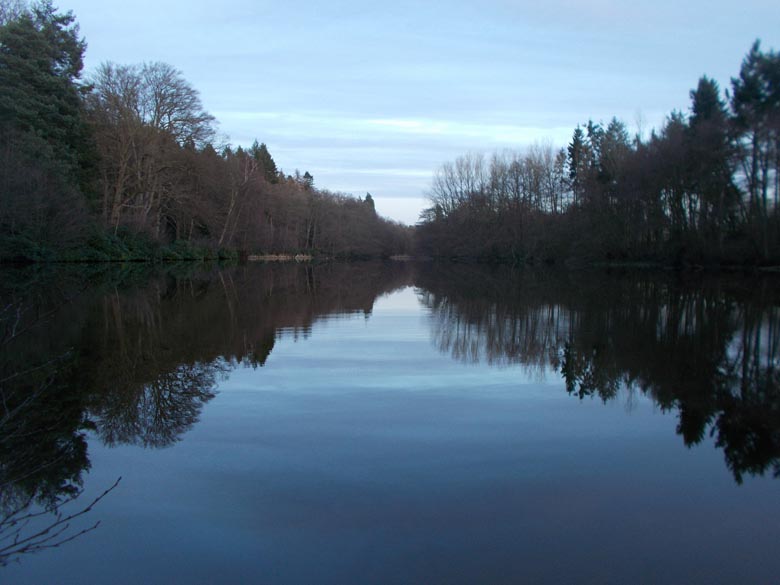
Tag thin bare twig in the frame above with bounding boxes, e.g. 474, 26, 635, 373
0, 477, 121, 566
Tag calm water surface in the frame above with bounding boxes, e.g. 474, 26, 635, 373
1, 263, 779, 584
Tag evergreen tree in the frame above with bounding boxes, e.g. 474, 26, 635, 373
250, 140, 278, 183
364, 192, 376, 213
0, 1, 89, 183
0, 1, 92, 258
567, 125, 588, 206
599, 118, 631, 187
688, 76, 735, 252
731, 41, 780, 258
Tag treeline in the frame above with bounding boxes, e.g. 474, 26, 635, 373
0, 2, 412, 262
417, 43, 780, 266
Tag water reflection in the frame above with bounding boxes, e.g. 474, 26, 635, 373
1, 259, 778, 545
417, 264, 780, 483
3, 262, 413, 446
1, 298, 95, 565
4, 262, 780, 486
0, 261, 413, 563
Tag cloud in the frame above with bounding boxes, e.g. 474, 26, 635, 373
65, 0, 780, 224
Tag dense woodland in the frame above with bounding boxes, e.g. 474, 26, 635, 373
417, 44, 780, 266
0, 1, 412, 262
2, 2, 779, 266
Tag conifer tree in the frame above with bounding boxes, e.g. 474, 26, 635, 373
0, 1, 92, 257
364, 192, 376, 213
0, 1, 90, 184
250, 140, 279, 183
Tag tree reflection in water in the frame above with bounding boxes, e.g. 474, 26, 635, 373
2, 260, 778, 566
78, 261, 413, 448
417, 264, 780, 484
0, 261, 412, 563
1, 297, 100, 566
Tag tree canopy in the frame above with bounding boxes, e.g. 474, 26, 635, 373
417, 41, 780, 266
0, 2, 411, 262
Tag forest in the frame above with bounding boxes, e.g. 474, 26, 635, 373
417, 44, 780, 266
0, 1, 412, 263
2, 1, 779, 266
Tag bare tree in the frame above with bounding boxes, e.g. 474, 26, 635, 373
87, 62, 215, 236
0, 0, 26, 26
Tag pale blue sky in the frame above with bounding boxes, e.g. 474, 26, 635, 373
65, 0, 779, 224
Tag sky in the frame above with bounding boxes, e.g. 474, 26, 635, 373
62, 0, 780, 224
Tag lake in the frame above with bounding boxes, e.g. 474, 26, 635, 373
1, 262, 779, 584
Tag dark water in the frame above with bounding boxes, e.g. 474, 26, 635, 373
1, 262, 779, 584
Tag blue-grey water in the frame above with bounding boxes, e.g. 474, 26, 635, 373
1, 263, 778, 584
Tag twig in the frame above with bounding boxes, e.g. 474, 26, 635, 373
0, 477, 121, 566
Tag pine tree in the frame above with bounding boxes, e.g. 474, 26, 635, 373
730, 40, 780, 258
688, 76, 735, 251
250, 140, 279, 183
567, 126, 589, 206
364, 192, 376, 213
0, 1, 93, 257
0, 1, 89, 183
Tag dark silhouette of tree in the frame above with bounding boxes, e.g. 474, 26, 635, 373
731, 41, 780, 260
302, 171, 314, 190
688, 76, 737, 255
364, 192, 376, 214
567, 126, 588, 207
250, 141, 279, 184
